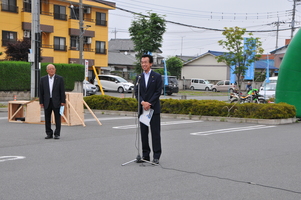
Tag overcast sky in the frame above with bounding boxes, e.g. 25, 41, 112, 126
108, 0, 300, 57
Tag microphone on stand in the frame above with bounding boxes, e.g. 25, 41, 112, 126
136, 75, 141, 86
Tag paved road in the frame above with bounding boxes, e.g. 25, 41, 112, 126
1, 110, 301, 200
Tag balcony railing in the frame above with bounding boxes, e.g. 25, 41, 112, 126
1, 3, 18, 13
84, 48, 94, 52
70, 46, 78, 51
54, 45, 67, 51
22, 2, 31, 12
96, 20, 107, 26
54, 13, 67, 21
2, 39, 17, 46
84, 17, 94, 22
96, 49, 107, 54
41, 11, 52, 16
41, 44, 53, 49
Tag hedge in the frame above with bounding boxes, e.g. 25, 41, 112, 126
0, 61, 84, 91
83, 95, 296, 119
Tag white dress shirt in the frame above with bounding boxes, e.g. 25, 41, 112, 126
48, 75, 55, 98
143, 69, 151, 87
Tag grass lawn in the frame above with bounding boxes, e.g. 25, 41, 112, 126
0, 103, 7, 108
178, 90, 229, 96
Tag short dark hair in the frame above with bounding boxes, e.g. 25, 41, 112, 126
141, 54, 153, 63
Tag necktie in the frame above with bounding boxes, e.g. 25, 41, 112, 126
49, 76, 53, 98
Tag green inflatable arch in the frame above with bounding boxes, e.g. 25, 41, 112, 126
276, 29, 301, 117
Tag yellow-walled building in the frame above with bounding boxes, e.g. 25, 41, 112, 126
0, 0, 115, 77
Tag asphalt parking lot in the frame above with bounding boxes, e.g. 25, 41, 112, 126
1, 109, 301, 200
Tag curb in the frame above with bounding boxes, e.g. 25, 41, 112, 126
0, 107, 296, 125
89, 110, 297, 125
0, 107, 7, 112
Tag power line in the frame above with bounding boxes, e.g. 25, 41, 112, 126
101, 1, 296, 33
116, 0, 291, 21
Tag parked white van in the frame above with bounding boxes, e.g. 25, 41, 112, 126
260, 76, 278, 89
190, 78, 213, 91
94, 75, 134, 93
259, 76, 278, 99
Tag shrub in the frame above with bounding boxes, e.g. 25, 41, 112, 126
0, 61, 84, 91
84, 95, 296, 119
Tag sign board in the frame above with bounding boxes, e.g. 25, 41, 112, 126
85, 60, 89, 78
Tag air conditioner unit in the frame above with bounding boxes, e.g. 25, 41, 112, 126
85, 37, 92, 44
84, 7, 91, 14
24, 30, 30, 38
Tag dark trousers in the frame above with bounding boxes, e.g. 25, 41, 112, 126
44, 99, 61, 136
140, 114, 161, 160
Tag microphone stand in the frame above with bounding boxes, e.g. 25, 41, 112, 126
122, 76, 153, 166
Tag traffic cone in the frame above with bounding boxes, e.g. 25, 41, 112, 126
14, 95, 17, 101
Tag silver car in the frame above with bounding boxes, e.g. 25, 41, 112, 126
94, 75, 134, 93
83, 80, 97, 96
212, 80, 236, 92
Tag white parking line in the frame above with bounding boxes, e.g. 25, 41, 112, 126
113, 120, 202, 129
0, 156, 26, 162
84, 116, 135, 122
0, 116, 136, 121
190, 125, 276, 136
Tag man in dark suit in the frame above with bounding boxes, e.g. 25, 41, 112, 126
39, 64, 66, 139
135, 54, 162, 164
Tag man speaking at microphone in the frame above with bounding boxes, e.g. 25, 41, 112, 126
135, 54, 162, 164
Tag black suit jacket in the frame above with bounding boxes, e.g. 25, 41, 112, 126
39, 75, 66, 109
135, 71, 162, 115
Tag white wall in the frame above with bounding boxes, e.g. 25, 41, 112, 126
181, 54, 229, 81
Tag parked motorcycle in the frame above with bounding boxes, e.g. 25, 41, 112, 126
229, 89, 242, 103
249, 88, 266, 104
230, 88, 265, 104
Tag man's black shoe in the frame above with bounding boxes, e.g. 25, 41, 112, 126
136, 157, 150, 163
45, 135, 53, 139
152, 159, 159, 164
54, 136, 60, 139
142, 157, 150, 161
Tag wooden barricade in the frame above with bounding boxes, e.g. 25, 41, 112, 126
8, 92, 101, 126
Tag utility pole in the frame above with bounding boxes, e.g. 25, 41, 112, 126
291, 0, 301, 39
276, 18, 279, 49
269, 19, 285, 49
273, 18, 285, 49
180, 36, 185, 57
31, 0, 41, 98
291, 0, 297, 39
79, 0, 84, 65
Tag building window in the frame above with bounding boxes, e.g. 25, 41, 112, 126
23, 0, 31, 12
54, 37, 66, 51
70, 6, 79, 20
54, 5, 66, 20
96, 41, 106, 54
2, 31, 17, 46
96, 12, 106, 26
70, 36, 79, 50
2, 0, 18, 13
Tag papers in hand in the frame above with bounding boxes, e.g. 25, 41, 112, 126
60, 106, 65, 115
139, 109, 154, 126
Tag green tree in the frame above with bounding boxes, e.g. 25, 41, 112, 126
5, 38, 31, 61
129, 12, 166, 73
153, 68, 170, 75
166, 56, 183, 79
216, 27, 264, 91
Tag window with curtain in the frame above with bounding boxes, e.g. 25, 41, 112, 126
96, 41, 106, 54
54, 37, 66, 51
